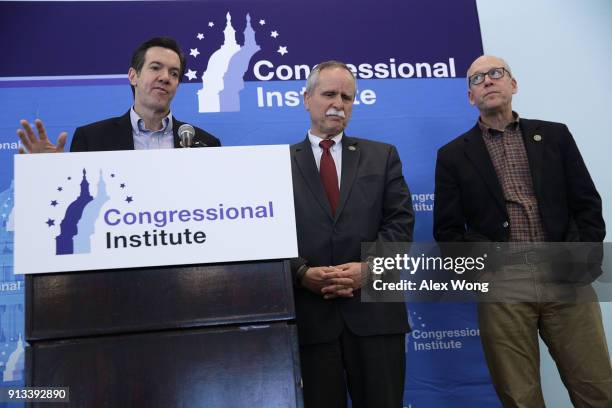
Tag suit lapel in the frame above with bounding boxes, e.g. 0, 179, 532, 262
114, 110, 136, 150
463, 125, 506, 212
293, 136, 334, 220
519, 119, 544, 197
172, 117, 182, 148
335, 135, 359, 220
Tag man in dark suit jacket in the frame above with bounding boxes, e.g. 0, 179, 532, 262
69, 110, 218, 152
292, 61, 414, 408
17, 36, 219, 153
434, 55, 612, 407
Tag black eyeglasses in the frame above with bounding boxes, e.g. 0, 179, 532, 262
468, 67, 510, 86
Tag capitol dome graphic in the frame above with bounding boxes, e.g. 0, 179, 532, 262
2, 335, 24, 382
55, 169, 109, 255
198, 12, 261, 113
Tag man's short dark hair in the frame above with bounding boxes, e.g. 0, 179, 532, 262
129, 37, 186, 96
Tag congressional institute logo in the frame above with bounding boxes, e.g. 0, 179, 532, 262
46, 169, 131, 255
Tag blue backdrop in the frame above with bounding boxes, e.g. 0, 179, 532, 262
0, 1, 501, 406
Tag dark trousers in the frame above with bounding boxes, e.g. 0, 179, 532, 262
299, 328, 405, 408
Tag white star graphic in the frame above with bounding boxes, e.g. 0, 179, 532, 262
208, 21, 214, 27
259, 19, 266, 25
196, 33, 204, 40
277, 46, 288, 56
185, 69, 197, 81
189, 48, 200, 58
271, 30, 279, 38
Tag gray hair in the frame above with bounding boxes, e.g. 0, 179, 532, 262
305, 60, 356, 95
498, 57, 513, 77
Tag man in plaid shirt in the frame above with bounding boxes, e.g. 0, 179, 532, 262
434, 55, 612, 407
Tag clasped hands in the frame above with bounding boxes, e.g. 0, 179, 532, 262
301, 262, 367, 299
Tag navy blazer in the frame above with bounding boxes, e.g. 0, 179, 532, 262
434, 118, 605, 243
291, 135, 414, 345
70, 110, 220, 152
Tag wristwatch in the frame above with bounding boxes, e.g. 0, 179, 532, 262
296, 264, 309, 286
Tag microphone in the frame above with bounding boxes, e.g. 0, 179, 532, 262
178, 124, 195, 148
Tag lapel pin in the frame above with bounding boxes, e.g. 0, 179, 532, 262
533, 134, 542, 142
348, 145, 356, 151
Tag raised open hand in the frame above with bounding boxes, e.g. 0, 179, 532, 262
17, 119, 67, 154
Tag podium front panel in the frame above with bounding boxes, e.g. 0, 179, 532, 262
26, 260, 294, 341
26, 322, 303, 408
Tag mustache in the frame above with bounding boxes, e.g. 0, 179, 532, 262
326, 108, 346, 118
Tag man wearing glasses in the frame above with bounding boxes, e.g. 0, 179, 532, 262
433, 55, 612, 407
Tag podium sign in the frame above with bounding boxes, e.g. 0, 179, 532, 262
14, 145, 298, 274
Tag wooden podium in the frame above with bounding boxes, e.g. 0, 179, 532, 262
25, 260, 303, 407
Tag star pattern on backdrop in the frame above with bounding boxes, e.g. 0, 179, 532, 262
185, 13, 291, 86
185, 69, 197, 80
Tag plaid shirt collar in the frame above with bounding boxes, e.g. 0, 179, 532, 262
478, 111, 520, 138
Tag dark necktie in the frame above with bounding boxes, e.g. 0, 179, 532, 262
319, 139, 340, 215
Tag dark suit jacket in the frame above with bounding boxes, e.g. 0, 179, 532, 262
70, 110, 220, 152
434, 118, 605, 243
291, 135, 414, 345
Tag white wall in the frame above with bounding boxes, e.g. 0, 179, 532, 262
476, 1, 612, 406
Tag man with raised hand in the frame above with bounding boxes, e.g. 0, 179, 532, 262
17, 36, 219, 153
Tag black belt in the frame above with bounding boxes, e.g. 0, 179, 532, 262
503, 251, 546, 265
